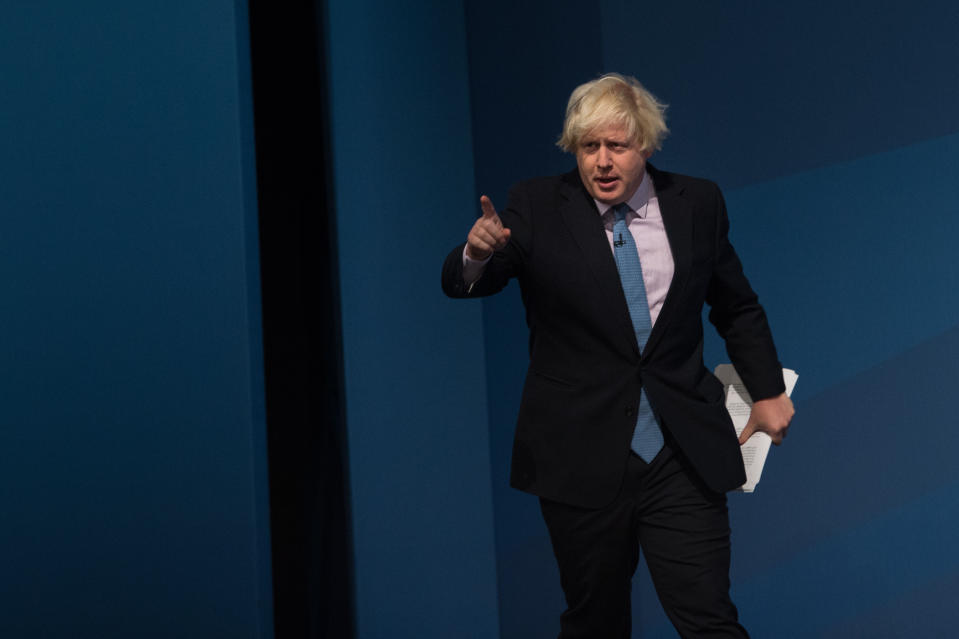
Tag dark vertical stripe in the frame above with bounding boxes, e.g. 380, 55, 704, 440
247, 1, 355, 637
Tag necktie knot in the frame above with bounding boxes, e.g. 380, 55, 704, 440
612, 202, 631, 224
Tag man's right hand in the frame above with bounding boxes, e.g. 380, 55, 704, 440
466, 196, 511, 260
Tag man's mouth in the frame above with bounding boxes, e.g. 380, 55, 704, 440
596, 176, 619, 187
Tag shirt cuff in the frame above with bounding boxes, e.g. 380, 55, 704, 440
462, 246, 491, 286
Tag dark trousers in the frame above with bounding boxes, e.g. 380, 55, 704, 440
539, 442, 749, 638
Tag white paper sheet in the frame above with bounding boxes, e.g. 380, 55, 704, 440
713, 365, 798, 493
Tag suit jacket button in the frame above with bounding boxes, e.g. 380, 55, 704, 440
625, 406, 635, 418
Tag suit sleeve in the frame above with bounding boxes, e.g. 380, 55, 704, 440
441, 183, 533, 299
705, 184, 786, 401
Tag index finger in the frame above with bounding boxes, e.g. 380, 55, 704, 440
479, 195, 500, 221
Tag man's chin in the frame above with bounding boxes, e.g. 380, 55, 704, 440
593, 190, 624, 205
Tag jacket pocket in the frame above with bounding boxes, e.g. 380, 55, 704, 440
530, 369, 579, 389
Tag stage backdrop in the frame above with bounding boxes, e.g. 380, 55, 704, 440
329, 0, 959, 637
0, 3, 272, 638
325, 1, 501, 638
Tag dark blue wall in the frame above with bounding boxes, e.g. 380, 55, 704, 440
7, 0, 952, 636
1, 3, 272, 637
325, 1, 500, 637
25, 1, 948, 636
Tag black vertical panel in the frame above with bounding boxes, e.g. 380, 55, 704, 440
247, 1, 355, 638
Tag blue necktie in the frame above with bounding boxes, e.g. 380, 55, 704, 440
612, 203, 664, 462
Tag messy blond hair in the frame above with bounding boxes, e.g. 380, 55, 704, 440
557, 73, 668, 154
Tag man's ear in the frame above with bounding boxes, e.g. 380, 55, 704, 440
642, 149, 654, 160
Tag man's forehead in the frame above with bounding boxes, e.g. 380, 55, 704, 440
581, 121, 633, 142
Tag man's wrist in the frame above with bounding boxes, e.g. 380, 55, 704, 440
465, 245, 492, 262
462, 245, 491, 287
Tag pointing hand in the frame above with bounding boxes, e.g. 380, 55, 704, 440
466, 195, 511, 260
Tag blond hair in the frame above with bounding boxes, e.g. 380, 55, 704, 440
557, 73, 668, 154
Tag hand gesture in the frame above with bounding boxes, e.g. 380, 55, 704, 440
466, 196, 511, 260
739, 393, 795, 445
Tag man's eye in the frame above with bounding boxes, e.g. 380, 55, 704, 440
583, 143, 598, 151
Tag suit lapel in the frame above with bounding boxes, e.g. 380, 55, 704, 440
557, 172, 642, 357
643, 165, 692, 357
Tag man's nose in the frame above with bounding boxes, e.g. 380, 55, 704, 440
597, 145, 612, 167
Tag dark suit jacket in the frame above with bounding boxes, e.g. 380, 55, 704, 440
442, 165, 785, 508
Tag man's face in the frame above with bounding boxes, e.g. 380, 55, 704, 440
575, 123, 651, 205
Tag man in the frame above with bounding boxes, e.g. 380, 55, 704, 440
442, 73, 794, 638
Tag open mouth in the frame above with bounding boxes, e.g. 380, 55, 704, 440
596, 176, 619, 187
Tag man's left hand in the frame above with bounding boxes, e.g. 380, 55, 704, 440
739, 393, 794, 445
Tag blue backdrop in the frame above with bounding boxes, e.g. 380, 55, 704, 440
6, 1, 957, 637
325, 2, 501, 638
1, 3, 272, 637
